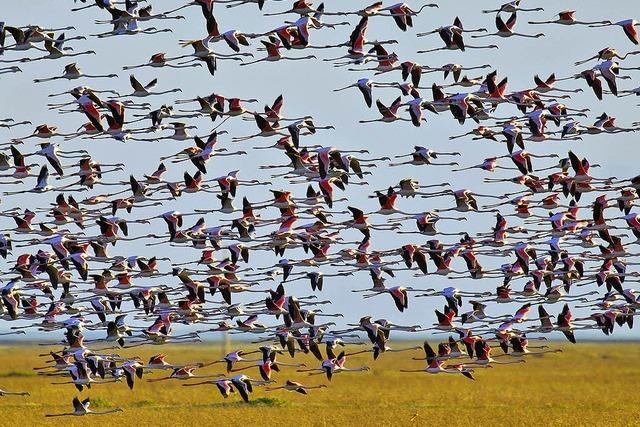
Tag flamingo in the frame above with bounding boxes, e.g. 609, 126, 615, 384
175, 37, 252, 71
472, 13, 545, 39
417, 21, 498, 53
45, 397, 123, 417
359, 97, 410, 124
400, 341, 475, 379
333, 78, 399, 108
217, 0, 286, 10
417, 16, 488, 38
377, 3, 440, 31
263, 0, 318, 16
389, 146, 460, 167
71, 0, 129, 12
123, 52, 203, 70
240, 37, 316, 66
0, 388, 30, 397
127, 75, 182, 97
320, 2, 387, 17
322, 17, 398, 64
265, 379, 327, 394
0, 26, 50, 52
163, 0, 215, 17
575, 47, 640, 65
529, 10, 611, 26
33, 63, 118, 83
8, 33, 94, 63
298, 351, 370, 380
90, 15, 174, 39
361, 285, 433, 312
0, 66, 22, 75
589, 19, 639, 45
482, 1, 544, 14
232, 114, 289, 142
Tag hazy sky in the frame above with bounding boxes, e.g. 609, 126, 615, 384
1, 1, 639, 341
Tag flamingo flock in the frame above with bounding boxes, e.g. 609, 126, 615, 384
0, 0, 640, 415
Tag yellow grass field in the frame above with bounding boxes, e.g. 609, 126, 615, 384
0, 342, 638, 427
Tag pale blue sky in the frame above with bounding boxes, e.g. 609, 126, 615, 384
1, 1, 639, 341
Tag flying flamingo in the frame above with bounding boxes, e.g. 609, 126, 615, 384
90, 15, 175, 39
472, 13, 545, 39
33, 63, 117, 83
377, 3, 440, 31
0, 26, 51, 52
575, 47, 640, 65
0, 388, 30, 397
0, 66, 21, 75
262, 0, 319, 16
45, 397, 123, 417
11, 33, 94, 62
232, 114, 289, 142
298, 351, 370, 380
589, 19, 639, 45
359, 97, 410, 124
265, 379, 326, 394
389, 146, 460, 167
217, 0, 286, 10
529, 10, 612, 26
163, 0, 215, 17
71, 0, 130, 12
123, 52, 203, 70
482, 1, 544, 14
417, 16, 488, 38
400, 341, 475, 379
417, 20, 498, 53
240, 37, 316, 66
322, 17, 398, 65
361, 285, 434, 312
127, 75, 182, 97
